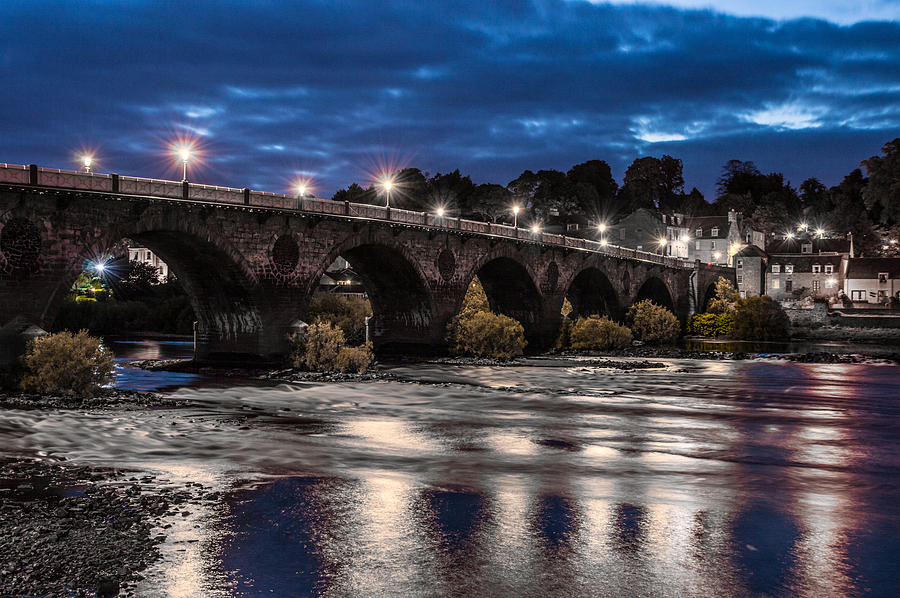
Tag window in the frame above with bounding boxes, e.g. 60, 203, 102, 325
567, 223, 579, 231
813, 280, 820, 293
637, 245, 643, 250
711, 241, 717, 250
802, 243, 812, 254
785, 265, 794, 274
740, 290, 747, 298
812, 264, 821, 273
785, 279, 793, 292
851, 290, 865, 301
737, 259, 743, 269
772, 265, 781, 273
772, 279, 780, 289
146, 251, 151, 260
695, 241, 700, 250
879, 272, 889, 283
824, 264, 833, 274
711, 227, 719, 237
737, 275, 744, 284
696, 228, 702, 237
620, 228, 626, 240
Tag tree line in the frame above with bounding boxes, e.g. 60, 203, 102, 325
330, 137, 900, 256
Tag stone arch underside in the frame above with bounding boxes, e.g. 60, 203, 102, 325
566, 267, 622, 320
475, 257, 543, 341
634, 276, 675, 313
338, 243, 433, 350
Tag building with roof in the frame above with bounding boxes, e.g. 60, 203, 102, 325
734, 245, 767, 298
766, 254, 844, 300
127, 246, 169, 280
844, 258, 900, 304
685, 212, 745, 266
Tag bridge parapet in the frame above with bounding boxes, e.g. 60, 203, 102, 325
0, 162, 699, 270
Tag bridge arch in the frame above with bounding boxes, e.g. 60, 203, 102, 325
308, 235, 434, 351
700, 280, 719, 313
565, 267, 622, 321
48, 214, 265, 358
464, 256, 542, 341
633, 276, 675, 313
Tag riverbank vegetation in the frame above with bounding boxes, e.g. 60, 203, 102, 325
627, 300, 681, 344
446, 278, 527, 358
291, 320, 374, 374
20, 330, 115, 397
569, 316, 633, 350
688, 277, 790, 340
54, 260, 194, 335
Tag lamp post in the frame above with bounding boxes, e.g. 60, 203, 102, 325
658, 237, 667, 255
512, 205, 520, 228
380, 175, 394, 208
296, 183, 308, 198
531, 223, 541, 235
81, 155, 93, 174
179, 147, 191, 182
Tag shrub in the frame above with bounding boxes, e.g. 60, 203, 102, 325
626, 300, 680, 344
554, 318, 573, 349
21, 330, 116, 397
306, 294, 372, 345
301, 320, 346, 371
570, 316, 633, 350
334, 343, 375, 373
733, 296, 790, 340
451, 310, 527, 359
687, 312, 735, 337
707, 276, 740, 314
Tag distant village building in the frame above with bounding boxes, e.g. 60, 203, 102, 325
127, 246, 169, 280
734, 245, 767, 298
845, 258, 900, 304
317, 257, 367, 297
608, 208, 763, 264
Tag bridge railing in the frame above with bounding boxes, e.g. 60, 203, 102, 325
0, 162, 699, 269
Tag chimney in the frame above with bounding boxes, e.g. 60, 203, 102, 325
727, 209, 738, 224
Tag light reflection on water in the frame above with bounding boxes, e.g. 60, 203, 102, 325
3, 354, 900, 596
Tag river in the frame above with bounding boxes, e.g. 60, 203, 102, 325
3, 340, 900, 596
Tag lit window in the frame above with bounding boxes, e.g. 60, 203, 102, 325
711, 241, 717, 250
737, 275, 743, 284
813, 280, 820, 293
772, 265, 780, 273
696, 228, 702, 237
711, 227, 719, 236
695, 241, 700, 250
785, 265, 794, 274
812, 264, 821, 273
737, 259, 743, 269
879, 272, 889, 283
802, 243, 812, 254
772, 279, 780, 289
824, 264, 833, 274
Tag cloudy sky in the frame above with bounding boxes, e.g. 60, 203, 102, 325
2, 0, 898, 200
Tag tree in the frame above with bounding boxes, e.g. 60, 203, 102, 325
626, 300, 680, 344
566, 160, 618, 208
332, 183, 375, 204
861, 138, 900, 226
732, 296, 790, 340
462, 183, 512, 223
619, 157, 664, 212
530, 169, 598, 226
707, 276, 740, 314
390, 168, 429, 211
717, 160, 761, 198
507, 170, 542, 210
799, 177, 827, 211
678, 187, 710, 216
427, 170, 476, 215
658, 155, 685, 210
110, 259, 162, 301
826, 169, 879, 256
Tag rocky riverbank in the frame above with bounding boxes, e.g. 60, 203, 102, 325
0, 388, 174, 411
0, 458, 213, 597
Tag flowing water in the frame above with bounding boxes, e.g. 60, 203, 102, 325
3, 341, 900, 597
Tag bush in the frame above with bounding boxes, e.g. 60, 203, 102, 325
451, 310, 527, 359
307, 294, 372, 345
626, 300, 680, 344
300, 320, 346, 370
570, 316, 633, 350
334, 343, 375, 373
554, 318, 573, 349
687, 312, 735, 337
733, 296, 790, 340
21, 330, 116, 397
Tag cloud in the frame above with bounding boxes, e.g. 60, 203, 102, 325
0, 0, 898, 201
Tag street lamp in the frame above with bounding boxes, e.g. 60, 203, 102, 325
713, 251, 722, 262
531, 223, 541, 235
379, 174, 395, 208
179, 147, 191, 181
436, 207, 445, 218
786, 231, 795, 240
597, 223, 606, 233
512, 205, 520, 228
600, 238, 608, 247
658, 237, 667, 255
296, 183, 308, 198
81, 155, 93, 174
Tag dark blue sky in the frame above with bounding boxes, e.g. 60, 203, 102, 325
2, 0, 898, 200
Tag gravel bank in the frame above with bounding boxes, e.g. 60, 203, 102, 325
0, 458, 212, 597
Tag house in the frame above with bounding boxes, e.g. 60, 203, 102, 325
127, 246, 169, 280
317, 257, 367, 297
765, 254, 844, 300
685, 212, 743, 265
844, 258, 900, 304
607, 208, 671, 255
734, 245, 767, 298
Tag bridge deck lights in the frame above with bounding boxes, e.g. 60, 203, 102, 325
436, 207, 445, 218
512, 205, 520, 228
597, 223, 606, 233
81, 155, 93, 173
531, 224, 541, 234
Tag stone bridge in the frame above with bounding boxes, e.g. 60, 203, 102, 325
0, 163, 733, 360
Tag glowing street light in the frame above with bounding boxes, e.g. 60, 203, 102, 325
826, 277, 837, 287
81, 155, 93, 173
798, 222, 809, 232
600, 238, 608, 247
786, 232, 795, 240
94, 261, 105, 273
815, 228, 825, 238
713, 251, 722, 261
436, 207, 445, 218
379, 174, 395, 207
597, 223, 607, 233
512, 205, 520, 228
531, 223, 541, 234
658, 237, 667, 255
178, 146, 192, 181
296, 183, 308, 197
